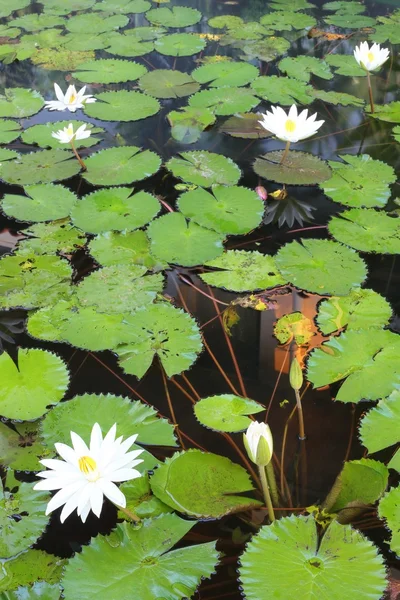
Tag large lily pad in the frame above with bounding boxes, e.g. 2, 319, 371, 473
21, 121, 103, 150
378, 486, 400, 556
62, 514, 218, 600
189, 87, 260, 116
1, 184, 77, 223
154, 33, 206, 56
275, 239, 367, 296
251, 76, 312, 105
146, 6, 201, 27
18, 220, 86, 255
0, 88, 44, 118
194, 395, 264, 433
71, 188, 160, 233
147, 212, 224, 267
278, 56, 332, 82
115, 303, 203, 378
192, 61, 259, 87
0, 348, 69, 420
200, 250, 286, 292
329, 208, 400, 254
139, 69, 199, 98
73, 59, 147, 84
166, 151, 240, 187
88, 230, 165, 269
307, 329, 400, 402
239, 515, 386, 600
253, 151, 331, 186
0, 149, 81, 185
83, 146, 161, 186
359, 390, 400, 457
150, 450, 261, 518
84, 90, 160, 122
41, 0, 96, 14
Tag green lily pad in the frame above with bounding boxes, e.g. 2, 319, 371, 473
76, 265, 164, 313
11, 13, 64, 31
147, 212, 224, 267
368, 101, 400, 123
167, 107, 216, 143
0, 481, 49, 559
316, 288, 392, 335
93, 0, 151, 12
177, 185, 264, 235
307, 329, 400, 402
73, 59, 147, 84
139, 69, 199, 98
18, 219, 86, 255
84, 90, 160, 122
146, 6, 201, 27
310, 89, 364, 107
279, 56, 332, 83
104, 34, 154, 57
88, 230, 165, 269
116, 303, 203, 378
194, 394, 264, 432
276, 238, 367, 296
378, 486, 400, 556
0, 119, 21, 143
0, 550, 64, 594
0, 348, 69, 420
0, 149, 81, 185
253, 151, 332, 186
324, 13, 376, 27
372, 11, 400, 44
393, 125, 400, 142
323, 1, 365, 13
21, 121, 104, 149
62, 31, 117, 52
1, 184, 77, 223
31, 48, 96, 71
251, 76, 312, 105
0, 0, 30, 17
260, 10, 316, 31
151, 449, 261, 518
62, 514, 218, 600
321, 154, 396, 208
239, 515, 386, 600
0, 88, 44, 118
0, 422, 49, 472
208, 15, 244, 29
324, 54, 367, 76
200, 250, 286, 292
219, 113, 272, 139
191, 61, 259, 87
329, 208, 400, 254
269, 0, 315, 9
221, 22, 271, 41
71, 188, 160, 233
240, 37, 290, 63
154, 33, 206, 56
359, 390, 400, 456
41, 392, 176, 449
189, 87, 260, 116
83, 146, 161, 186
166, 150, 240, 187
119, 474, 171, 519
274, 312, 314, 345
41, 0, 96, 14
65, 12, 128, 33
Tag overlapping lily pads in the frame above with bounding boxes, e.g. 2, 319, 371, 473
278, 56, 332, 82
88, 230, 165, 269
192, 61, 259, 87
251, 76, 312, 105
168, 107, 216, 143
189, 87, 260, 116
254, 152, 331, 186
0, 119, 21, 144
18, 219, 86, 255
154, 33, 206, 56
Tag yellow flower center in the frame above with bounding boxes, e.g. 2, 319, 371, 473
78, 455, 97, 475
367, 52, 374, 62
70, 93, 77, 104
285, 119, 296, 133
67, 125, 74, 137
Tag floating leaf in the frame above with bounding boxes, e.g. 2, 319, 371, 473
239, 515, 386, 600
368, 101, 400, 123
0, 149, 81, 185
316, 289, 392, 335
219, 112, 272, 139
139, 69, 199, 98
21, 121, 104, 149
325, 54, 367, 77
194, 395, 264, 433
307, 329, 400, 402
393, 125, 400, 142
76, 265, 164, 313
88, 230, 165, 269
84, 90, 160, 122
275, 239, 367, 296
260, 10, 316, 31
31, 48, 96, 71
372, 11, 400, 44
63, 31, 113, 53
83, 146, 161, 186
166, 151, 240, 187
41, 392, 176, 449
0, 148, 19, 162
11, 13, 64, 31
323, 1, 365, 14
208, 15, 244, 29
240, 37, 290, 63
269, 0, 315, 9
147, 212, 224, 267
310, 89, 364, 107
0, 0, 30, 17
251, 76, 312, 105
93, 0, 151, 13
0, 550, 64, 594
177, 185, 263, 235
119, 474, 171, 519
321, 154, 396, 208
71, 188, 160, 233
329, 208, 400, 254
154, 33, 206, 56
65, 12, 128, 33
0, 348, 69, 420
18, 220, 86, 255
41, 0, 96, 14
253, 151, 331, 186
221, 22, 271, 41
191, 61, 259, 87
0, 482, 49, 559
1, 184, 77, 223
359, 390, 400, 456
324, 13, 376, 27
105, 34, 154, 57
0, 422, 49, 472
278, 56, 332, 82
200, 250, 285, 292
62, 514, 218, 600
0, 581, 61, 600
151, 450, 261, 518
116, 302, 203, 378
146, 6, 201, 27
0, 88, 44, 118
378, 486, 400, 556
168, 107, 216, 143
274, 312, 314, 345
0, 119, 21, 144
73, 58, 147, 84
189, 87, 260, 116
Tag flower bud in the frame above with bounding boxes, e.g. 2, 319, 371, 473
255, 186, 267, 201
289, 358, 303, 391
243, 421, 273, 467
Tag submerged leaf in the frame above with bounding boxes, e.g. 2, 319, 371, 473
219, 113, 272, 139
274, 312, 314, 345
168, 106, 216, 143
0, 422, 49, 471
194, 395, 264, 432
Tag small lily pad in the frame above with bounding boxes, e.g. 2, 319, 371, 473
139, 69, 200, 98
154, 33, 206, 56
189, 87, 260, 116
145, 6, 202, 27
1, 184, 77, 223
167, 107, 216, 143
274, 312, 314, 345
194, 395, 264, 432
166, 150, 241, 187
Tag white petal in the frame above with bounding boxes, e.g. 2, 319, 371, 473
70, 431, 90, 456
44, 101, 67, 111
80, 501, 91, 523
97, 479, 126, 508
39, 459, 77, 473
54, 83, 65, 103
89, 484, 104, 518
55, 442, 78, 466
102, 451, 143, 475
34, 478, 66, 491
45, 480, 84, 515
90, 423, 103, 454
108, 467, 143, 482
76, 483, 93, 516
60, 493, 80, 523
288, 104, 298, 119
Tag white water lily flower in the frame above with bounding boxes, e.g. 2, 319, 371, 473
51, 123, 91, 144
259, 104, 324, 143
45, 83, 96, 112
354, 41, 389, 72
34, 423, 144, 523
243, 421, 273, 467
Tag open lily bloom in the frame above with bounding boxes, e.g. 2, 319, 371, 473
51, 123, 91, 144
34, 423, 143, 523
259, 105, 324, 144
354, 41, 389, 72
45, 83, 96, 112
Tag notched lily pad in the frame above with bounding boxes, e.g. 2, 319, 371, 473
254, 151, 331, 186
83, 146, 161, 186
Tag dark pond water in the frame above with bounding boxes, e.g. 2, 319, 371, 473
0, 0, 399, 598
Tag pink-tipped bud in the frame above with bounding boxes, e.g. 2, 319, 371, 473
256, 186, 267, 201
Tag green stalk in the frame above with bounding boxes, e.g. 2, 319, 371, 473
367, 71, 375, 113
258, 466, 275, 523
266, 461, 279, 506
280, 140, 291, 165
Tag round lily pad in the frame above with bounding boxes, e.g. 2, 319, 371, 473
105, 34, 154, 57
83, 146, 161, 187
1, 184, 77, 223
0, 149, 81, 185
154, 33, 206, 56
84, 90, 160, 122
88, 230, 165, 269
139, 69, 200, 98
194, 395, 264, 432
166, 150, 241, 187
21, 121, 104, 149
328, 208, 400, 254
189, 87, 260, 116
73, 59, 147, 84
145, 6, 202, 27
192, 61, 259, 87
0, 88, 44, 118
253, 151, 332, 186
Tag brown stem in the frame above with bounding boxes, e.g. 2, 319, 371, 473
367, 71, 374, 113
161, 367, 185, 449
280, 140, 291, 165
117, 504, 140, 522
70, 140, 86, 170
294, 389, 306, 441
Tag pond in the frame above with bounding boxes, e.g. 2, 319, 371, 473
0, 0, 399, 598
